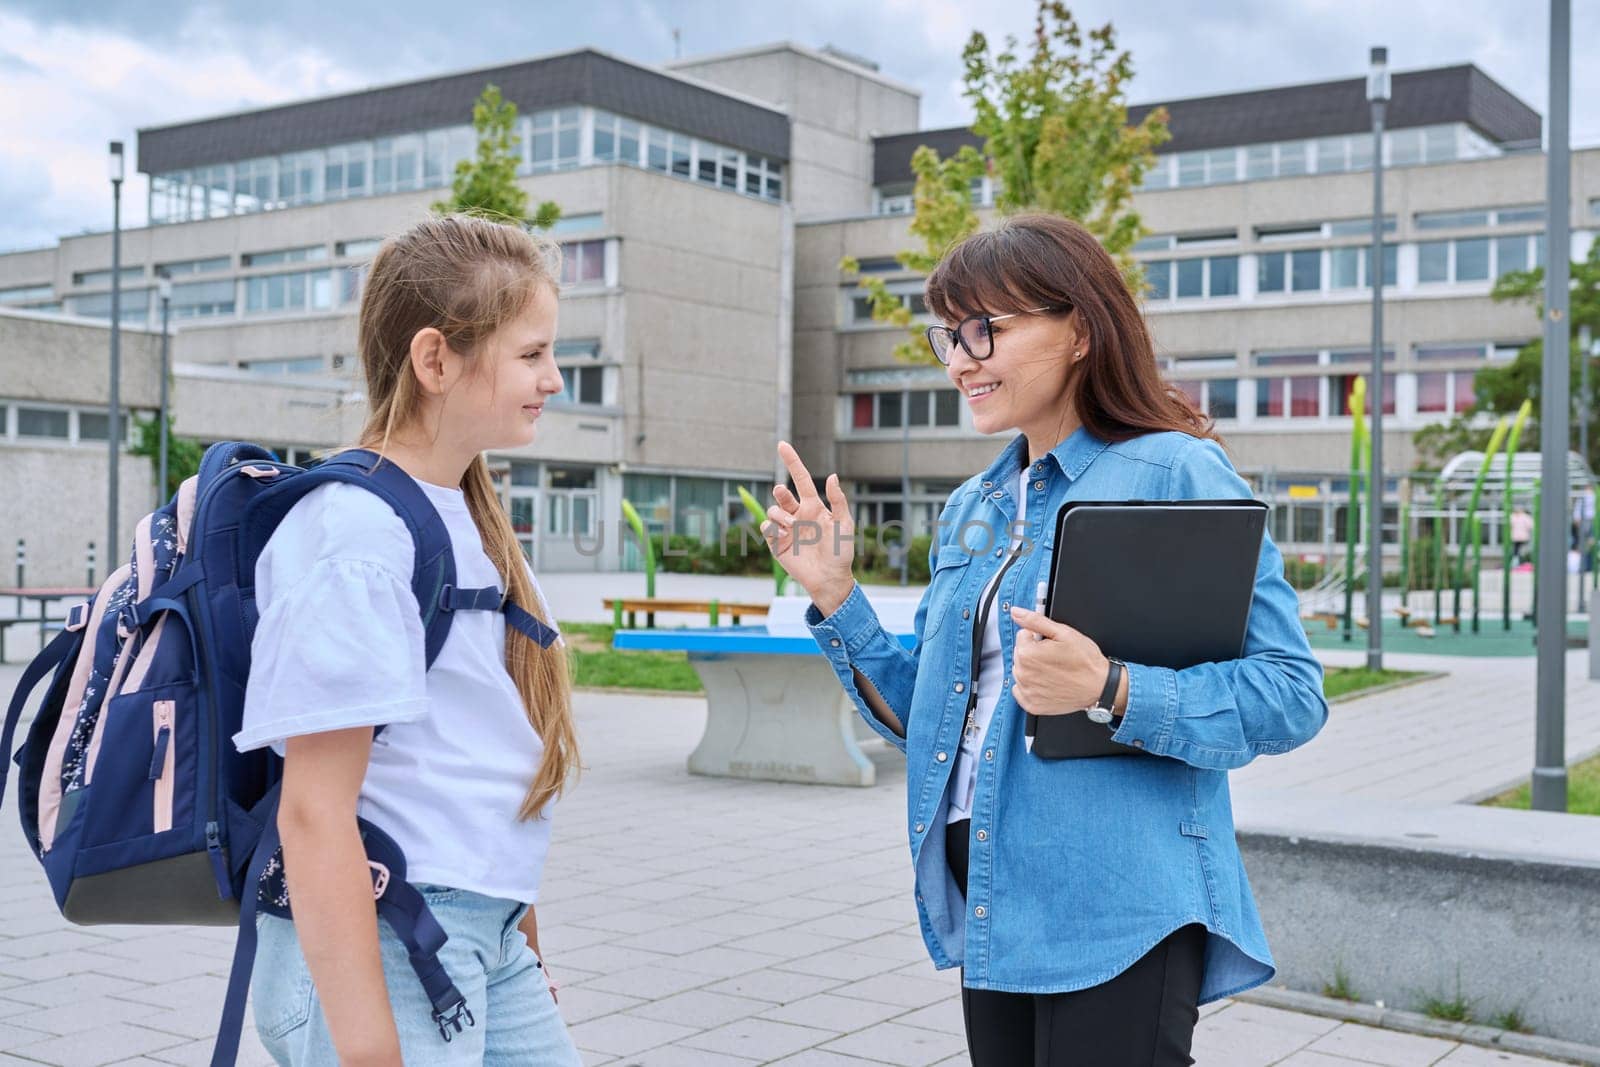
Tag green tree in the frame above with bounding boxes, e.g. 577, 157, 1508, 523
433, 84, 561, 230
841, 1, 1169, 363
1414, 243, 1600, 470
130, 413, 204, 500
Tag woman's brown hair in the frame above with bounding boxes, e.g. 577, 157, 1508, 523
924, 212, 1220, 446
351, 213, 577, 820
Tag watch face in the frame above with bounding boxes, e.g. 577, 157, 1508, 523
1087, 707, 1113, 725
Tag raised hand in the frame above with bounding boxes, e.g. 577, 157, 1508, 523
763, 441, 856, 615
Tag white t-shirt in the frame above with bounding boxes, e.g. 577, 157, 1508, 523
947, 469, 1028, 823
233, 476, 557, 903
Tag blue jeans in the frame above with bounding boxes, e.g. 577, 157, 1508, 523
251, 884, 582, 1066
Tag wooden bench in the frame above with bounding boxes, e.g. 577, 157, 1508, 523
603, 598, 770, 628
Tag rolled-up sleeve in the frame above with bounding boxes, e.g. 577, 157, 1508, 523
1111, 438, 1328, 769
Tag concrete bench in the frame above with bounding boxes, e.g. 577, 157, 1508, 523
1234, 786, 1600, 1047
603, 597, 769, 628
612, 626, 914, 787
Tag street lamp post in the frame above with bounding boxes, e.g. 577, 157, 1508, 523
156, 270, 172, 501
107, 141, 124, 562
1533, 0, 1571, 812
1366, 47, 1390, 672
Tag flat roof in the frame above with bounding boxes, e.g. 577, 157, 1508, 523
138, 47, 790, 174
873, 64, 1542, 187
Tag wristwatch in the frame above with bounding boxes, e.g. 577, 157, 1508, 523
1085, 658, 1125, 725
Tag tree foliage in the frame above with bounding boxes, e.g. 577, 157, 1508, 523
841, 1, 1169, 363
432, 84, 561, 230
1413, 242, 1600, 471
130, 414, 203, 501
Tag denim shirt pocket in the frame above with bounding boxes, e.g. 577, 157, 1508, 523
920, 544, 975, 641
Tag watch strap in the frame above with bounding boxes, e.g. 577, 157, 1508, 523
1095, 658, 1124, 715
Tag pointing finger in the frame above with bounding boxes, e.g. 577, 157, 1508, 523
777, 441, 820, 502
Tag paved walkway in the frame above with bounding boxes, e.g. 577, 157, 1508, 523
1, 654, 1591, 1065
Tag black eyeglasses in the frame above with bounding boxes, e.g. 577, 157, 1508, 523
924, 306, 1070, 365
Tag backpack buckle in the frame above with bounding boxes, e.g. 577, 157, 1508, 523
64, 602, 91, 633
433, 997, 475, 1042
367, 861, 390, 900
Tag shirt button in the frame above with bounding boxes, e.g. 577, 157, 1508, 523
1034, 480, 1045, 491
953, 682, 965, 693
1132, 739, 1145, 749
991, 491, 1003, 499
962, 608, 971, 619
915, 823, 926, 833
976, 829, 989, 842
1000, 601, 1009, 611
982, 481, 993, 489
936, 751, 949, 762
974, 906, 987, 918
829, 638, 841, 647
984, 749, 994, 761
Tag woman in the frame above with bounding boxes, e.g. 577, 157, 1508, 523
763, 214, 1327, 1066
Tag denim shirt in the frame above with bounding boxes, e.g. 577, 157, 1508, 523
805, 428, 1328, 1001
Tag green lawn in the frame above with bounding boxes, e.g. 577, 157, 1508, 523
563, 622, 1427, 706
562, 622, 703, 693
1322, 667, 1427, 701
1485, 752, 1600, 815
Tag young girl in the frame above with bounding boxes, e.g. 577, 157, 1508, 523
767, 214, 1328, 1066
233, 214, 584, 1066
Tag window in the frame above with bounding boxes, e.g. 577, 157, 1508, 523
1416, 371, 1477, 414
1245, 144, 1275, 180
77, 412, 108, 441
1417, 344, 1489, 362
0, 284, 53, 304
336, 238, 384, 259
549, 213, 603, 235
371, 134, 420, 193
233, 158, 276, 213
158, 256, 229, 276
1415, 209, 1490, 230
1256, 377, 1321, 419
239, 356, 324, 375
324, 143, 369, 199
530, 108, 581, 171
1277, 141, 1308, 176
559, 240, 606, 286
1328, 348, 1395, 365
849, 391, 960, 430
72, 267, 143, 288
1154, 256, 1237, 300
1327, 216, 1397, 237
853, 256, 905, 273
1389, 128, 1423, 166
559, 366, 605, 405
1258, 250, 1320, 293
277, 151, 322, 205
170, 279, 236, 319
1454, 238, 1490, 281
243, 245, 327, 268
1328, 244, 1398, 291
70, 289, 150, 323
17, 407, 69, 439
1145, 261, 1170, 301
1418, 241, 1451, 283
1332, 374, 1396, 416
1171, 377, 1238, 420
848, 287, 926, 323
244, 270, 333, 315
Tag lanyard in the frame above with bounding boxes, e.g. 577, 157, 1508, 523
963, 538, 1028, 741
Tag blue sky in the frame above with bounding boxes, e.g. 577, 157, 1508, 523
0, 0, 1595, 252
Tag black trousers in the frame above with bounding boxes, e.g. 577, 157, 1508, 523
947, 820, 1206, 1067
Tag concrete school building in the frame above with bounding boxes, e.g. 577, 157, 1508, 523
1, 42, 1597, 582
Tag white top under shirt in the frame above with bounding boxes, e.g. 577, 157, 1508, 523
233, 476, 559, 903
947, 469, 1028, 824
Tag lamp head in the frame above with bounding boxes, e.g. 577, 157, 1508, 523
1367, 47, 1390, 103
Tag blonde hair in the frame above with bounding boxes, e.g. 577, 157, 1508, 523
354, 213, 576, 820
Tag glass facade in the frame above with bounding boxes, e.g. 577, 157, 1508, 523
151, 105, 784, 224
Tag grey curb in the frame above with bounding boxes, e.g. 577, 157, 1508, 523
1236, 987, 1600, 1066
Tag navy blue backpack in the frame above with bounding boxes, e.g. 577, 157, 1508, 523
1, 441, 559, 1065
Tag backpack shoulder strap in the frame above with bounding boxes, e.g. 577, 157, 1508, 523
238, 450, 457, 668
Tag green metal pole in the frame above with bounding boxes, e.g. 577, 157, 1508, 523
1344, 378, 1367, 641
1434, 482, 1446, 626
